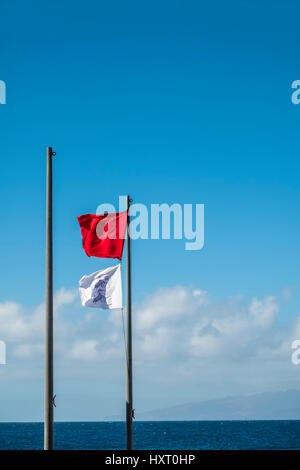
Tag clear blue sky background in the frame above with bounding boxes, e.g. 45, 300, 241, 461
0, 1, 300, 422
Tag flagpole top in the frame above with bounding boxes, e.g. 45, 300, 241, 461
47, 147, 56, 157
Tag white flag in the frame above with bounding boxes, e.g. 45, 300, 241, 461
79, 264, 122, 309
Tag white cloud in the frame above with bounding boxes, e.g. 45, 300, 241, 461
14, 343, 44, 358
248, 296, 278, 328
189, 332, 221, 358
134, 287, 282, 362
0, 288, 78, 345
0, 302, 29, 341
54, 287, 78, 311
0, 283, 299, 403
0, 286, 286, 365
70, 339, 99, 361
140, 327, 171, 356
136, 286, 208, 331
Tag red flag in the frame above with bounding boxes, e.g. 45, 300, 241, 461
77, 211, 127, 260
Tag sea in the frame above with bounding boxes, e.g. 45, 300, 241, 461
0, 421, 300, 450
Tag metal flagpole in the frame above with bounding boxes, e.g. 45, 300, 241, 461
44, 146, 55, 450
126, 195, 133, 450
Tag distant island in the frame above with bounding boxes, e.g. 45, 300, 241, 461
136, 390, 300, 421
105, 390, 300, 421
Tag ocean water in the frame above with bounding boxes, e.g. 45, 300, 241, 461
0, 421, 300, 450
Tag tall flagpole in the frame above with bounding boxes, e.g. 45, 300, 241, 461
44, 146, 55, 450
126, 195, 133, 450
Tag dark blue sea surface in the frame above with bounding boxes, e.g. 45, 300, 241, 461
0, 421, 300, 450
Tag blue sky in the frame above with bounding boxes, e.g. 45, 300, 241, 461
0, 0, 300, 422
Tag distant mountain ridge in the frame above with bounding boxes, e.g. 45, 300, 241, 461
133, 390, 300, 421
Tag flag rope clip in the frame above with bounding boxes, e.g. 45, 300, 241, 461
51, 394, 56, 407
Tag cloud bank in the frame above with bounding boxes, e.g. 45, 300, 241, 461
0, 284, 299, 419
